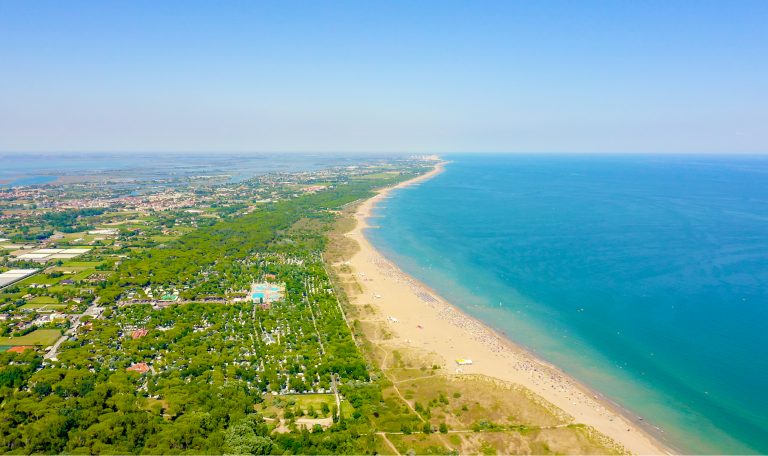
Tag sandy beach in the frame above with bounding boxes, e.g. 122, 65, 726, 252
343, 160, 671, 455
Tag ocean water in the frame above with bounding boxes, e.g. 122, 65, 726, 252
367, 154, 768, 454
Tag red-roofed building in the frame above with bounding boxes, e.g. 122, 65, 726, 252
7, 346, 33, 353
126, 362, 150, 374
131, 328, 148, 339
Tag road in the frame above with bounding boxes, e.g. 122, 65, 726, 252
44, 297, 101, 360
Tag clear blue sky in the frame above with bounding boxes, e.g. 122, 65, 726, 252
1, 0, 766, 153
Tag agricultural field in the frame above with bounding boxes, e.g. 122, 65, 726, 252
0, 328, 61, 346
27, 296, 59, 305
19, 300, 68, 312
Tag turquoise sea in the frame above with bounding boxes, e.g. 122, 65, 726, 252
367, 155, 768, 454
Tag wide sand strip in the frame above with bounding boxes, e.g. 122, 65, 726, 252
344, 161, 670, 455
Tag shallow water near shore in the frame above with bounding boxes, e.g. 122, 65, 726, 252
368, 154, 768, 454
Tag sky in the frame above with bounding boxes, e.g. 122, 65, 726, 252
1, 0, 767, 154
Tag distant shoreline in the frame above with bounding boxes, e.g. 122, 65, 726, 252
346, 159, 672, 455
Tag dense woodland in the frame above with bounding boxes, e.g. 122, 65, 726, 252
0, 170, 430, 454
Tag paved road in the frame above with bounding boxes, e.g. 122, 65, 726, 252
45, 298, 101, 360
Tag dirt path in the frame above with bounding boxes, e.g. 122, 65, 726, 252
377, 432, 401, 455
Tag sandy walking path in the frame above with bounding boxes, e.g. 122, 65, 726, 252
343, 160, 671, 455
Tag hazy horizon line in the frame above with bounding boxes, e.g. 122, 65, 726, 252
4, 150, 768, 156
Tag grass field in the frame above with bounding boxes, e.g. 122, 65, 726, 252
0, 328, 61, 346
286, 393, 335, 411
51, 266, 90, 272
387, 433, 451, 455
20, 303, 68, 311
0, 291, 23, 302
20, 275, 60, 285
68, 269, 98, 281
351, 171, 400, 180
260, 393, 353, 419
28, 296, 59, 304
287, 393, 335, 416
402, 374, 568, 429
61, 261, 103, 268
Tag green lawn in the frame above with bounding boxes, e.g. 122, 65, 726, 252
61, 261, 102, 268
28, 296, 59, 304
20, 302, 68, 311
51, 266, 91, 273
20, 275, 60, 285
0, 291, 24, 301
0, 328, 62, 346
288, 393, 335, 411
70, 270, 97, 281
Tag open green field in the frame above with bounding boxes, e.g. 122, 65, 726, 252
264, 393, 336, 417
55, 261, 105, 279
28, 296, 59, 304
387, 433, 450, 455
351, 171, 401, 180
0, 291, 23, 301
287, 393, 335, 414
61, 261, 103, 268
20, 302, 68, 311
51, 265, 92, 273
283, 394, 336, 410
20, 275, 60, 285
68, 269, 98, 281
260, 393, 353, 419
0, 328, 61, 346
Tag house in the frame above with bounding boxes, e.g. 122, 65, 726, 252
131, 328, 148, 339
126, 362, 150, 374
